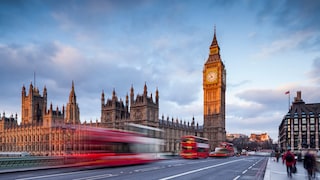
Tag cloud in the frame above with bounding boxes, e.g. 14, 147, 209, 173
255, 0, 320, 30
251, 0, 320, 57
226, 88, 288, 139
307, 57, 320, 84
229, 80, 251, 88
1, 0, 320, 142
254, 30, 314, 59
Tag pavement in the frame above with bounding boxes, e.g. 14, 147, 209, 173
264, 157, 319, 180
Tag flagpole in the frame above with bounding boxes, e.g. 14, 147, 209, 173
285, 91, 290, 111
288, 92, 290, 111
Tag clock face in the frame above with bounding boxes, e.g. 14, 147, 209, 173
207, 71, 217, 83
210, 47, 218, 55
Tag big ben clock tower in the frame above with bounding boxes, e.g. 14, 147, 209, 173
203, 27, 226, 150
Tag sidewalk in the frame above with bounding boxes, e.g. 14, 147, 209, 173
264, 157, 319, 180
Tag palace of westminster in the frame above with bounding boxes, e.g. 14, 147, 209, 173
0, 30, 227, 156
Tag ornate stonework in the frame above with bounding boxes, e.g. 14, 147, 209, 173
0, 28, 226, 155
203, 28, 226, 150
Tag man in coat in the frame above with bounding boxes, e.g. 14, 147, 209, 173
283, 148, 296, 178
304, 149, 316, 180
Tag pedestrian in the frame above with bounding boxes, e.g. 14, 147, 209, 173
304, 149, 316, 180
283, 148, 296, 178
275, 151, 280, 162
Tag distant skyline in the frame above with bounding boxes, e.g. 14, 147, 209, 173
1, 0, 320, 141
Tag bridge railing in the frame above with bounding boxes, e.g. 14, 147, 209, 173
0, 156, 65, 169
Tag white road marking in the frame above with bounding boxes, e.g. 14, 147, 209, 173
159, 158, 245, 180
242, 170, 247, 174
73, 174, 117, 180
16, 171, 86, 180
233, 175, 241, 180
134, 166, 162, 172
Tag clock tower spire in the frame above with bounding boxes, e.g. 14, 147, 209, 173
203, 27, 226, 150
211, 25, 218, 46
207, 26, 221, 64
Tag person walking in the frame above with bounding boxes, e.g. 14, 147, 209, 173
304, 149, 316, 180
283, 148, 296, 178
275, 151, 280, 162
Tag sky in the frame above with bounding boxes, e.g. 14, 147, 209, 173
1, 0, 320, 141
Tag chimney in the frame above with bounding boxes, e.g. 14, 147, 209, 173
294, 91, 303, 102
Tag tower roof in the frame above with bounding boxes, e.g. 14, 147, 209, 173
69, 80, 76, 103
206, 26, 222, 64
210, 26, 218, 47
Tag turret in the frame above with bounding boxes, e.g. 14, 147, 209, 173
192, 116, 195, 127
130, 85, 134, 104
22, 85, 26, 97
125, 93, 129, 107
112, 88, 116, 100
29, 82, 33, 95
43, 86, 47, 113
65, 81, 80, 124
69, 81, 76, 103
156, 87, 159, 104
101, 90, 105, 105
50, 102, 53, 112
143, 82, 147, 97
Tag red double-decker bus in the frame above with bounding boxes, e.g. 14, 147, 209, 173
65, 124, 164, 167
180, 135, 209, 159
209, 142, 235, 157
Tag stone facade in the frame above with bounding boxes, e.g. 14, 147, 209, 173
0, 82, 82, 156
278, 91, 320, 151
99, 83, 202, 153
0, 82, 201, 155
249, 133, 271, 143
0, 29, 226, 155
203, 28, 226, 150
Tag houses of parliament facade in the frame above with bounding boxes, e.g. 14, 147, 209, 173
0, 29, 226, 155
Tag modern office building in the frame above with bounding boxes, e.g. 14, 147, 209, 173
278, 91, 320, 151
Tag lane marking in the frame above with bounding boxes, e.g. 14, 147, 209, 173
134, 166, 162, 172
159, 158, 245, 180
233, 175, 240, 180
242, 170, 247, 174
73, 174, 117, 180
16, 171, 85, 180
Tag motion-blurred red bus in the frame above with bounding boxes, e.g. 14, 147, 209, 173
65, 124, 164, 167
180, 135, 209, 159
209, 142, 235, 157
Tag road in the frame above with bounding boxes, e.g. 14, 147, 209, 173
0, 156, 268, 180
